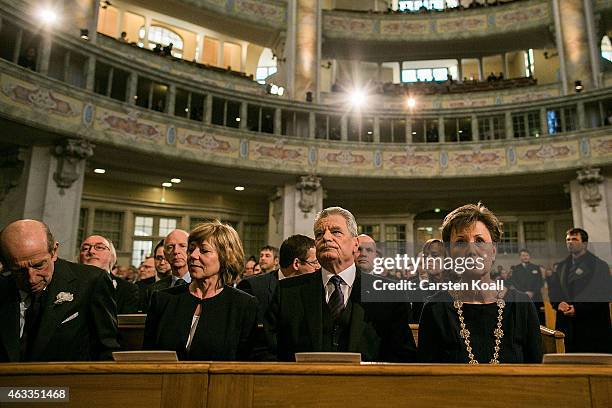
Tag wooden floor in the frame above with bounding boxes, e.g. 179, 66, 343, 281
0, 362, 610, 407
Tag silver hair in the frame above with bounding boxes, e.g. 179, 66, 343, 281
107, 239, 117, 272
314, 206, 358, 237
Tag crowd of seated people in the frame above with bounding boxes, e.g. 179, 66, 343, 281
336, 0, 523, 14
331, 76, 537, 97
0, 203, 609, 364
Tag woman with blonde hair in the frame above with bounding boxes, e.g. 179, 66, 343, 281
144, 221, 258, 360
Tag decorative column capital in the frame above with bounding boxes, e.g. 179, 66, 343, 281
53, 138, 94, 192
576, 167, 603, 210
296, 175, 321, 214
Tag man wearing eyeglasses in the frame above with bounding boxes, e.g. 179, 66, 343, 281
79, 235, 139, 314
0, 220, 119, 362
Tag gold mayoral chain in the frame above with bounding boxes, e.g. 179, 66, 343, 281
452, 293, 505, 364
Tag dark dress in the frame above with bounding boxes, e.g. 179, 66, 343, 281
143, 284, 258, 360
417, 288, 543, 363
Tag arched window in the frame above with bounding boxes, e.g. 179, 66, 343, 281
256, 48, 277, 84
601, 36, 612, 62
138, 25, 184, 58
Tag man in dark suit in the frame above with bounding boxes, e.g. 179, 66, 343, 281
549, 228, 612, 353
0, 220, 119, 362
265, 207, 416, 362
142, 229, 190, 312
238, 235, 318, 325
509, 249, 544, 323
79, 235, 139, 314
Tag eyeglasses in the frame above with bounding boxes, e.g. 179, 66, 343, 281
80, 243, 110, 252
154, 256, 166, 262
300, 259, 320, 268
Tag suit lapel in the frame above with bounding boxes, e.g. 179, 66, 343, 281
30, 260, 78, 359
0, 279, 20, 361
302, 271, 323, 350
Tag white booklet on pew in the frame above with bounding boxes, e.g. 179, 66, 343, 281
112, 351, 178, 362
295, 352, 361, 363
543, 353, 612, 365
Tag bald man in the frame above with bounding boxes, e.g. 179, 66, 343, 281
355, 234, 378, 274
79, 235, 139, 314
0, 220, 119, 362
142, 229, 190, 312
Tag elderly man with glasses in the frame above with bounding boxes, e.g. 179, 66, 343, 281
0, 220, 119, 362
79, 235, 139, 314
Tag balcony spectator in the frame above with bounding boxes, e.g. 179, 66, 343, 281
118, 31, 128, 43
18, 47, 37, 71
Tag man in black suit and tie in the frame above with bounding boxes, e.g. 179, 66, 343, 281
265, 207, 416, 362
509, 249, 544, 323
79, 235, 139, 314
142, 229, 190, 312
238, 237, 318, 325
0, 220, 119, 362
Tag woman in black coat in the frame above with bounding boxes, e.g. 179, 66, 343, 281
144, 221, 257, 360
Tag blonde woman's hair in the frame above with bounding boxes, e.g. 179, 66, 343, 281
188, 220, 245, 287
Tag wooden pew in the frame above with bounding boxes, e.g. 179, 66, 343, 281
118, 314, 146, 351
0, 363, 610, 408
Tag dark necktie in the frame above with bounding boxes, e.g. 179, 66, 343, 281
328, 275, 345, 320
20, 293, 44, 360
174, 278, 187, 287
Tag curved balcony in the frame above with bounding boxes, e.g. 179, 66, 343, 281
323, 0, 554, 60
2, 57, 611, 181
0, 5, 611, 182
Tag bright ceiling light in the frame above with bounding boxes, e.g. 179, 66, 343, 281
38, 8, 58, 25
93, 168, 106, 174
406, 97, 416, 109
434, 208, 441, 213
162, 182, 172, 187
170, 178, 181, 183
350, 89, 367, 108
234, 186, 245, 191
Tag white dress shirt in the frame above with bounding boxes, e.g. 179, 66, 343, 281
321, 264, 356, 307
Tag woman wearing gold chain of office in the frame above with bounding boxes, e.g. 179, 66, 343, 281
417, 203, 543, 364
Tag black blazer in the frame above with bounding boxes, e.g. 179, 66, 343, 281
111, 275, 139, 314
141, 276, 172, 312
265, 269, 417, 362
548, 251, 612, 352
237, 270, 279, 324
0, 259, 120, 362
143, 285, 258, 360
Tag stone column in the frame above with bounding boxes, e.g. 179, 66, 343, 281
85, 56, 96, 91
471, 114, 478, 141
555, 0, 593, 92
477, 57, 484, 81
38, 35, 52, 76
341, 115, 348, 141
204, 94, 212, 124
540, 107, 548, 136
291, 0, 319, 101
457, 58, 463, 82
239, 101, 248, 130
127, 72, 138, 105
438, 117, 445, 143
503, 53, 510, 79
569, 168, 612, 261
505, 111, 513, 139
405, 117, 412, 143
167, 84, 177, 116
274, 107, 282, 135
308, 111, 316, 139
0, 140, 94, 259
583, 0, 601, 88
267, 176, 323, 246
